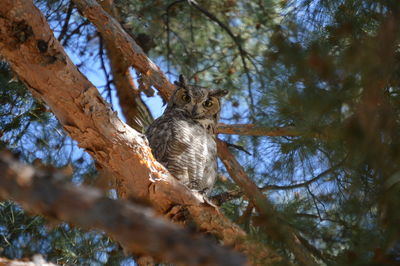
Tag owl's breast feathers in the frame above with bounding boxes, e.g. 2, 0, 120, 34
145, 111, 217, 194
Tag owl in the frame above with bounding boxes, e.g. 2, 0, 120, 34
146, 75, 228, 195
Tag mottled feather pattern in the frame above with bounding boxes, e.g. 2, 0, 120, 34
145, 75, 227, 195
146, 110, 217, 194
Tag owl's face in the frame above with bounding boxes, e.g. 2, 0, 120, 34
167, 83, 228, 121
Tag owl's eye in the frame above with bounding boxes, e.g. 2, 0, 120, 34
181, 94, 191, 103
203, 99, 213, 108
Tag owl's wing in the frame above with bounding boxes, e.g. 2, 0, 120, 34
145, 117, 189, 164
146, 119, 169, 163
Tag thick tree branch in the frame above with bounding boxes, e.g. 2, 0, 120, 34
216, 124, 300, 137
71, 0, 175, 100
0, 150, 245, 266
66, 2, 303, 264
217, 139, 319, 266
0, 1, 285, 264
73, 0, 299, 138
99, 0, 154, 131
0, 255, 55, 266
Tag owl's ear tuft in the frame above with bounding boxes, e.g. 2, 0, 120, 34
210, 89, 229, 98
174, 74, 188, 88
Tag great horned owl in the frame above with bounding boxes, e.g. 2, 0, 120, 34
146, 75, 228, 195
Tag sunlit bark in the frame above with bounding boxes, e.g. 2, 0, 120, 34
0, 0, 286, 264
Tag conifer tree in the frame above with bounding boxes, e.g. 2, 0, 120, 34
0, 0, 400, 265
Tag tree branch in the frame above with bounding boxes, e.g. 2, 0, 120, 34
217, 139, 319, 266
261, 162, 343, 191
0, 255, 55, 266
57, 1, 74, 42
210, 190, 243, 206
71, 0, 299, 139
98, 35, 113, 104
99, 0, 154, 131
0, 1, 286, 264
71, 0, 175, 100
187, 0, 256, 119
0, 150, 245, 266
216, 124, 300, 137
61, 20, 90, 47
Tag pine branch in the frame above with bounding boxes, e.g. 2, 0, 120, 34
0, 150, 245, 266
98, 35, 113, 105
215, 123, 337, 138
216, 123, 301, 137
0, 1, 286, 264
98, 0, 154, 131
261, 162, 343, 191
210, 190, 243, 206
71, 1, 301, 140
216, 123, 300, 137
61, 20, 90, 47
187, 0, 256, 119
71, 0, 175, 100
57, 1, 74, 42
237, 201, 254, 225
226, 142, 252, 155
216, 139, 319, 266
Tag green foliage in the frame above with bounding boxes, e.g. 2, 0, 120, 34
0, 201, 48, 259
0, 34, 119, 265
0, 201, 127, 265
1, 0, 400, 264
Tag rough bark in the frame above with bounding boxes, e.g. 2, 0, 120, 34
75, 0, 299, 139
99, 0, 153, 131
68, 2, 315, 263
72, 0, 175, 100
0, 150, 245, 266
0, 0, 285, 264
216, 124, 300, 137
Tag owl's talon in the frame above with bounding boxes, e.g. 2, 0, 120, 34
202, 195, 221, 213
191, 190, 221, 213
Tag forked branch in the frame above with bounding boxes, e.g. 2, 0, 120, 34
0, 1, 285, 264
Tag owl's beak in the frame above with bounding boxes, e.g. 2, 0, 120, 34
191, 105, 198, 116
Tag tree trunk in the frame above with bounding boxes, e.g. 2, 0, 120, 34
0, 0, 286, 264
